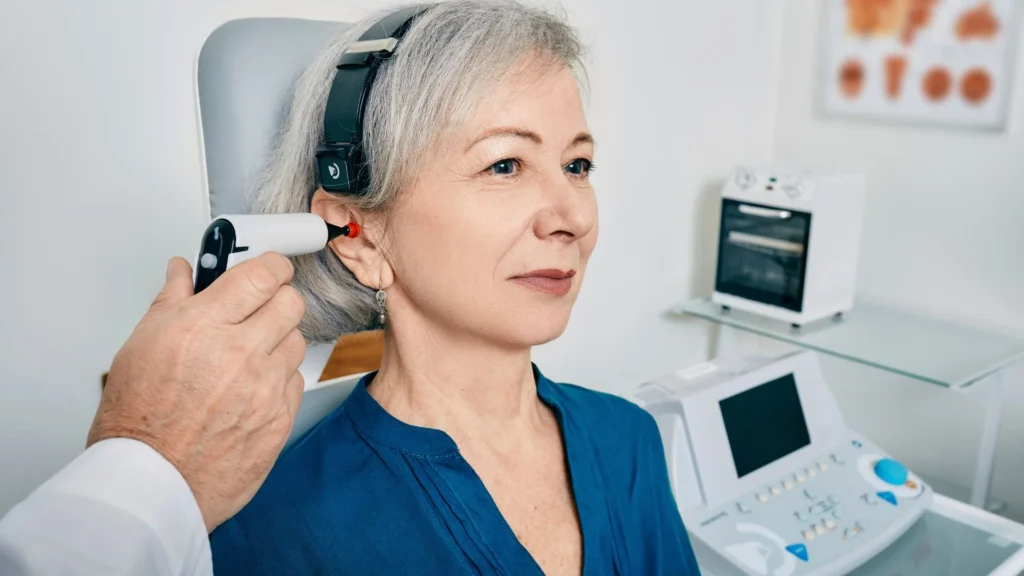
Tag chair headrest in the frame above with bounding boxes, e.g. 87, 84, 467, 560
196, 17, 351, 216
195, 18, 354, 390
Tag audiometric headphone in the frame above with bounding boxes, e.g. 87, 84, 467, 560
314, 5, 425, 196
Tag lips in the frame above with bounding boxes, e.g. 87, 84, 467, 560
510, 269, 577, 296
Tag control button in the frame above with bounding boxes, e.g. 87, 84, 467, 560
783, 184, 803, 199
832, 508, 844, 520
784, 480, 795, 490
814, 523, 826, 536
802, 530, 815, 541
843, 527, 857, 540
735, 169, 757, 189
736, 502, 752, 514
794, 510, 808, 521
199, 253, 219, 269
877, 491, 898, 506
786, 543, 809, 562
817, 462, 828, 472
831, 453, 845, 465
807, 467, 818, 477
803, 489, 816, 501
824, 519, 837, 531
795, 473, 806, 484
874, 458, 909, 486
757, 492, 769, 503
770, 485, 782, 496
862, 493, 878, 505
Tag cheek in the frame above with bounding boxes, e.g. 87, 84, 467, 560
388, 194, 521, 308
578, 197, 600, 266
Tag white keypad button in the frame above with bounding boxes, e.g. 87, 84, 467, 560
831, 453, 845, 465
757, 492, 769, 503
803, 489, 816, 500
825, 519, 837, 530
784, 480, 795, 490
770, 486, 782, 496
817, 462, 828, 472
807, 467, 818, 477
814, 523, 826, 535
803, 530, 815, 541
832, 508, 844, 520
737, 502, 752, 514
862, 493, 877, 505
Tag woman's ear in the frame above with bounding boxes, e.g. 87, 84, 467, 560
310, 188, 394, 289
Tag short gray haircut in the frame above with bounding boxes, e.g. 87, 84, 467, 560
252, 0, 588, 343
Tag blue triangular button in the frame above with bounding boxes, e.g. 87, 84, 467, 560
786, 543, 809, 562
878, 491, 897, 506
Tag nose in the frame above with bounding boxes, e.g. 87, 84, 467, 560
533, 171, 597, 243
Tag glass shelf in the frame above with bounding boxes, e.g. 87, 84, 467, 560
849, 501, 1024, 576
672, 298, 1024, 390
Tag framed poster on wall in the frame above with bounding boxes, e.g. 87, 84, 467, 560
821, 0, 1020, 130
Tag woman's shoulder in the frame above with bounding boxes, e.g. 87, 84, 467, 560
208, 404, 381, 569
537, 370, 659, 442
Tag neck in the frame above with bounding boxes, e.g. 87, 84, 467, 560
368, 311, 545, 446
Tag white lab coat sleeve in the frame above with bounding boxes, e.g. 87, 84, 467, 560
0, 438, 213, 576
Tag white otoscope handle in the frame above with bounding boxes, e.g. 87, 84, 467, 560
227, 213, 328, 264
192, 213, 329, 293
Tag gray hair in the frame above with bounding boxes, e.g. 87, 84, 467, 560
252, 0, 588, 343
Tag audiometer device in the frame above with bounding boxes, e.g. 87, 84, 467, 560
635, 351, 931, 576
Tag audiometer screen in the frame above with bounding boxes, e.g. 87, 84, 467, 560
720, 373, 811, 478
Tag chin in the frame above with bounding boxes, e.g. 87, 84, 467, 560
504, 306, 573, 346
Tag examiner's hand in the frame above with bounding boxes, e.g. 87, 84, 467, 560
87, 253, 307, 532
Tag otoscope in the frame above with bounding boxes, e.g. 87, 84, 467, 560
192, 214, 359, 293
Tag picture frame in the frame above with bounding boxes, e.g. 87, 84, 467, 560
820, 0, 1021, 131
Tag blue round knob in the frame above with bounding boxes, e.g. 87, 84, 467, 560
874, 458, 908, 486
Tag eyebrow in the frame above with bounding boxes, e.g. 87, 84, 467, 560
466, 127, 595, 151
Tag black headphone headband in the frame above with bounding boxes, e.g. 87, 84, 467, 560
315, 6, 424, 195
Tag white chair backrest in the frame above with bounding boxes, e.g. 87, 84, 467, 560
196, 18, 364, 445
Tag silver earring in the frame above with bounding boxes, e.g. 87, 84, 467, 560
376, 289, 387, 325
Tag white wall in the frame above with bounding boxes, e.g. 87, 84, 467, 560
768, 1, 1024, 519
0, 0, 784, 515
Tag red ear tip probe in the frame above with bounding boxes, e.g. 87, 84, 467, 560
326, 221, 361, 240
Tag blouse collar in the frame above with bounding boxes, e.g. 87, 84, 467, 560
343, 364, 563, 457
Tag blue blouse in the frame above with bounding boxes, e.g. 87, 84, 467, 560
210, 366, 701, 575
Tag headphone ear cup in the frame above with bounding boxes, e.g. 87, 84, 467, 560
317, 153, 352, 193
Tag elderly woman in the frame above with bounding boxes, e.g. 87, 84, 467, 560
209, 1, 700, 574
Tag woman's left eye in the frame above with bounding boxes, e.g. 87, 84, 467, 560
565, 158, 594, 177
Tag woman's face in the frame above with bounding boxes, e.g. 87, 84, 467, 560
327, 58, 598, 347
